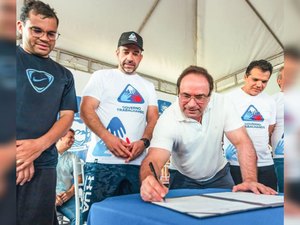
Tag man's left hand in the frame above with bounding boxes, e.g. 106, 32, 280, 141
233, 181, 278, 195
125, 140, 145, 162
16, 139, 44, 172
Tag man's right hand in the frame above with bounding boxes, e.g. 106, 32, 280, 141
16, 162, 35, 185
103, 134, 132, 158
140, 175, 168, 202
56, 195, 64, 206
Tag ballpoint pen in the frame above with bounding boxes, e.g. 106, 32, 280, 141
149, 162, 166, 202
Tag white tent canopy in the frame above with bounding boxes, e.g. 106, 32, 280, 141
17, 0, 300, 93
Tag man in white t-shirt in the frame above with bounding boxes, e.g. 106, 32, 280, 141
283, 47, 300, 215
224, 60, 277, 191
140, 66, 277, 202
80, 31, 159, 222
271, 67, 284, 192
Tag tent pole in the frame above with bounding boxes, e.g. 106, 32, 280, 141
138, 0, 160, 33
245, 0, 284, 49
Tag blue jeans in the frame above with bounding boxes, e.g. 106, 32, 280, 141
169, 163, 234, 189
274, 158, 284, 192
81, 163, 140, 224
57, 196, 76, 225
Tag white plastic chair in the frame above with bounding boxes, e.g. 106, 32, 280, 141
57, 211, 70, 225
72, 158, 85, 225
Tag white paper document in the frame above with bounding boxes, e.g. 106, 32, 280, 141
203, 191, 284, 206
152, 192, 283, 218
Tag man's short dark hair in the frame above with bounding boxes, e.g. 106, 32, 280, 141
177, 65, 214, 96
245, 60, 273, 77
20, 0, 59, 25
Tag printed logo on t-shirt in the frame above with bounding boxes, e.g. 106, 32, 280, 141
117, 84, 144, 104
158, 100, 171, 115
225, 144, 238, 161
275, 133, 284, 155
241, 105, 264, 122
26, 69, 54, 93
92, 117, 129, 157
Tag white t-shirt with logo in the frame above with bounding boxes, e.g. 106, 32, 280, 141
223, 88, 276, 167
271, 92, 284, 159
285, 88, 300, 180
82, 69, 157, 165
150, 93, 244, 181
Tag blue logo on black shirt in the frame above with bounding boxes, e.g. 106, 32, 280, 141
117, 84, 144, 104
241, 105, 264, 121
26, 69, 54, 93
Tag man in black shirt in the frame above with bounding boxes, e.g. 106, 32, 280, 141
16, 1, 77, 224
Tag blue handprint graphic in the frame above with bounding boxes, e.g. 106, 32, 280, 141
117, 84, 144, 103
225, 144, 238, 161
274, 139, 284, 155
107, 117, 126, 138
119, 91, 132, 102
92, 139, 112, 156
92, 117, 127, 157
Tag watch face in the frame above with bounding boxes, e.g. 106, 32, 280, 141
141, 138, 150, 148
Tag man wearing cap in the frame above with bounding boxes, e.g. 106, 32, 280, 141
80, 31, 159, 222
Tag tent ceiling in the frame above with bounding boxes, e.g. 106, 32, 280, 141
17, 0, 299, 84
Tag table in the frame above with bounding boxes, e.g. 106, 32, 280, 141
87, 188, 283, 225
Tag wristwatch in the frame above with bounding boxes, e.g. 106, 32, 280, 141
140, 138, 150, 148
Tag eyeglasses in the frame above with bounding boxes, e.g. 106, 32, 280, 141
29, 26, 60, 40
179, 93, 210, 103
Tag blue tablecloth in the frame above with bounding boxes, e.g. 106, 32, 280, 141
87, 188, 283, 225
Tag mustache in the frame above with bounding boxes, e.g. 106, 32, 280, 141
123, 61, 136, 66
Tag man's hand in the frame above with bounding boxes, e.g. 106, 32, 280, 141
140, 175, 168, 202
56, 195, 64, 206
16, 139, 43, 172
233, 181, 278, 195
103, 134, 132, 158
125, 140, 145, 162
16, 162, 35, 185
60, 189, 74, 203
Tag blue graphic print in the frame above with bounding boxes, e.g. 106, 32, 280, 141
107, 117, 126, 138
225, 144, 238, 161
26, 69, 54, 93
241, 105, 264, 122
158, 99, 171, 115
117, 84, 144, 104
274, 140, 284, 155
92, 140, 111, 157
92, 117, 127, 157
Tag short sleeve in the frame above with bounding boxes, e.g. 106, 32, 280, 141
82, 71, 104, 102
146, 82, 158, 107
150, 109, 176, 152
60, 69, 78, 112
223, 95, 244, 132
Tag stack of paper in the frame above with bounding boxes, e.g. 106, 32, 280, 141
153, 192, 283, 218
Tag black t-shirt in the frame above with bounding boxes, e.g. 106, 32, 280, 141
16, 46, 78, 168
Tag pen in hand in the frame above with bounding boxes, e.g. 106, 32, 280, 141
149, 162, 166, 202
